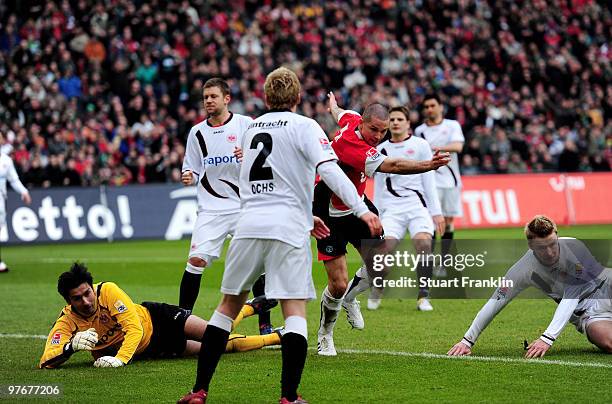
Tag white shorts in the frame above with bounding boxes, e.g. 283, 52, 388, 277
221, 237, 316, 300
381, 205, 434, 240
188, 212, 239, 266
438, 187, 463, 218
575, 297, 612, 334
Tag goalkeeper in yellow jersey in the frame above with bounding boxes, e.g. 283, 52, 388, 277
39, 262, 281, 368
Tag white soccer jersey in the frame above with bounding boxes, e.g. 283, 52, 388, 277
0, 153, 28, 199
463, 238, 608, 346
182, 113, 252, 214
234, 110, 338, 248
374, 136, 441, 217
414, 119, 464, 188
0, 153, 28, 226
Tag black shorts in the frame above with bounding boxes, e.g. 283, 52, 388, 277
316, 196, 383, 260
140, 302, 191, 359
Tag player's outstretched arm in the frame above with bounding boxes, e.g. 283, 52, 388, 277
40, 324, 97, 369
435, 141, 464, 153
327, 92, 344, 123
447, 341, 472, 356
377, 150, 451, 175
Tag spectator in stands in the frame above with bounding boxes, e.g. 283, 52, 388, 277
0, 0, 609, 187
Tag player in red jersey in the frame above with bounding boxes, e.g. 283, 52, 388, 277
316, 93, 451, 356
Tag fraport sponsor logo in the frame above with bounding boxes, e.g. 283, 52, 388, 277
203, 155, 240, 167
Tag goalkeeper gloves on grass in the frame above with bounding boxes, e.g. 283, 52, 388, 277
71, 328, 98, 351
93, 356, 124, 368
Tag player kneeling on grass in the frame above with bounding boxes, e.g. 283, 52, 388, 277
448, 215, 612, 359
39, 263, 281, 369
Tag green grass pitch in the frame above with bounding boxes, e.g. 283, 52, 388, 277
1, 224, 611, 403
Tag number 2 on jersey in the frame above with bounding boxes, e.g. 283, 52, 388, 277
249, 133, 274, 181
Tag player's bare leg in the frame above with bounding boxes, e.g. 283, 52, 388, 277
318, 256, 347, 356
586, 320, 612, 353
185, 314, 208, 341
279, 299, 308, 402
183, 340, 202, 356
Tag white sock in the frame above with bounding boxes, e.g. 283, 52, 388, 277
319, 287, 341, 336
343, 266, 371, 302
209, 310, 233, 332
285, 315, 308, 339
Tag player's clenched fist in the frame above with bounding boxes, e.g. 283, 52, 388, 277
71, 328, 98, 351
181, 170, 194, 186
93, 356, 124, 368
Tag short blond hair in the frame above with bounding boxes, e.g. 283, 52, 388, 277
524, 215, 557, 239
264, 67, 300, 110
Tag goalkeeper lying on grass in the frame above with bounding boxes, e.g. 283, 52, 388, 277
39, 262, 281, 368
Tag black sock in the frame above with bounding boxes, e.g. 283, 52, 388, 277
193, 325, 230, 392
432, 232, 438, 254
281, 332, 307, 401
252, 274, 272, 329
417, 261, 433, 299
179, 271, 202, 310
441, 231, 454, 259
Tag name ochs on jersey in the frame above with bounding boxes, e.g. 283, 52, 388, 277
245, 119, 289, 195
182, 113, 253, 214
234, 110, 337, 248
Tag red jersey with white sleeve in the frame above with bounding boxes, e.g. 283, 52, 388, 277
329, 110, 387, 217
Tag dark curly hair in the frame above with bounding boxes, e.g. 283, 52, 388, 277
57, 262, 93, 301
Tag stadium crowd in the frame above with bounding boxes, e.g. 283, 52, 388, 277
0, 0, 609, 188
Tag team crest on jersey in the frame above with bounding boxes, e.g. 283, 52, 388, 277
405, 149, 415, 155
319, 138, 332, 150
496, 286, 509, 300
51, 332, 61, 345
227, 134, 237, 143
114, 300, 127, 313
575, 263, 583, 275
366, 149, 380, 159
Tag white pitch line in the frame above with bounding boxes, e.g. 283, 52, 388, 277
39, 257, 182, 264
0, 333, 47, 340
335, 348, 612, 369
3, 334, 611, 369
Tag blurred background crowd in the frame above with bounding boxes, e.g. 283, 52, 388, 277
0, 0, 610, 188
